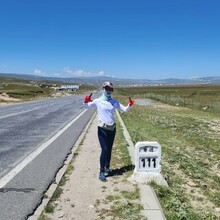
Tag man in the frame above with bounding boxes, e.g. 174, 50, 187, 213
83, 82, 135, 181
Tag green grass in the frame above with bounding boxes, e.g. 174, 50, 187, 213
44, 204, 55, 214
110, 201, 145, 220
0, 83, 53, 100
105, 194, 121, 202
113, 89, 220, 219
121, 185, 140, 200
0, 76, 98, 102
116, 85, 220, 114
44, 186, 63, 213
97, 201, 145, 220
111, 118, 134, 177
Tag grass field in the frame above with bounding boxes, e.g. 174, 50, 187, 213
0, 83, 53, 100
1, 78, 219, 218
116, 85, 220, 114
0, 76, 57, 101
0, 76, 96, 102
114, 85, 220, 219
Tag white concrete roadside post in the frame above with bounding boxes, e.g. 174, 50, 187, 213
132, 141, 167, 186
134, 141, 161, 173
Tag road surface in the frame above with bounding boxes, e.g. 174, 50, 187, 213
0, 95, 96, 220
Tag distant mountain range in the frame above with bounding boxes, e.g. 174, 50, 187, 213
0, 73, 220, 86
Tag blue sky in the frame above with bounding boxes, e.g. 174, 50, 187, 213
0, 0, 220, 80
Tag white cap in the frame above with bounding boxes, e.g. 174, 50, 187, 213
102, 81, 113, 91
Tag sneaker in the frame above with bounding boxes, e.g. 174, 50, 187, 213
99, 172, 107, 181
105, 168, 113, 176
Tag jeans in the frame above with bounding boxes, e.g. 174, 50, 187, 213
98, 126, 116, 171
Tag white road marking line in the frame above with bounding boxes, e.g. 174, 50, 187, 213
0, 109, 88, 188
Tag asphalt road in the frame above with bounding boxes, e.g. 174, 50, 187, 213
0, 95, 96, 220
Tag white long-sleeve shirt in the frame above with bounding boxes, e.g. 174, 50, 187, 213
83, 97, 131, 125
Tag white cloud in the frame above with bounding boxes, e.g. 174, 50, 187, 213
63, 67, 108, 78
189, 75, 201, 79
74, 69, 87, 77
34, 69, 45, 75
53, 73, 61, 77
63, 67, 73, 74
97, 70, 105, 76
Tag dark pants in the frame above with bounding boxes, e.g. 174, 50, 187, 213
98, 126, 116, 171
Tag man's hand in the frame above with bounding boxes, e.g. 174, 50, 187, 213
84, 93, 93, 103
128, 97, 135, 106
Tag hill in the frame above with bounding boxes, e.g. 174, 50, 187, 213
0, 73, 220, 86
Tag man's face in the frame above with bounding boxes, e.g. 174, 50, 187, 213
104, 86, 113, 92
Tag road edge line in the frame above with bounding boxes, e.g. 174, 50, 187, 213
0, 109, 88, 189
28, 111, 97, 220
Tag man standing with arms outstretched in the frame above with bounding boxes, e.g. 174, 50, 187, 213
83, 82, 135, 181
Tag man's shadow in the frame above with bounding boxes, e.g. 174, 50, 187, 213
109, 164, 135, 176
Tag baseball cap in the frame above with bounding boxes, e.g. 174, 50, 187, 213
102, 81, 113, 91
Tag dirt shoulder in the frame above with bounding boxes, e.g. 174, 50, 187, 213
0, 93, 21, 105
40, 114, 144, 220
